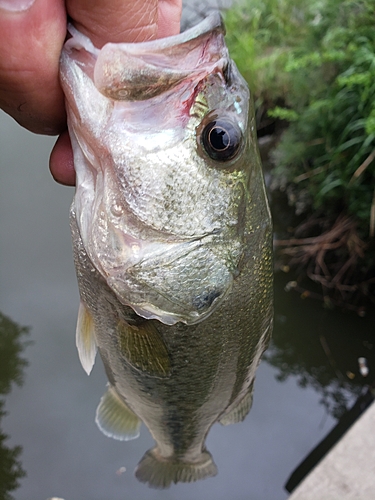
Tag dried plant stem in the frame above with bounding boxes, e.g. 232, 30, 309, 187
275, 213, 374, 312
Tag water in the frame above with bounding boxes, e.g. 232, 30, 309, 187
0, 93, 374, 500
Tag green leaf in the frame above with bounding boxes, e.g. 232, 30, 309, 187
267, 107, 299, 121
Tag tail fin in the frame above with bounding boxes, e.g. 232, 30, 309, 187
135, 447, 217, 489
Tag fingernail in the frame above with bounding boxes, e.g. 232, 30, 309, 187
0, 0, 35, 12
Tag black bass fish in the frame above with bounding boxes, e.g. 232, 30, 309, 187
60, 12, 273, 489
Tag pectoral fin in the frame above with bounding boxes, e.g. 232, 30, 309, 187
95, 385, 141, 441
118, 320, 171, 377
76, 301, 97, 375
219, 385, 254, 426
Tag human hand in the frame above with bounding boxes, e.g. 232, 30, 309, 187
0, 0, 182, 185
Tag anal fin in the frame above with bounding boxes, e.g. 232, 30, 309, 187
118, 319, 171, 377
219, 385, 254, 426
95, 385, 141, 441
76, 301, 97, 375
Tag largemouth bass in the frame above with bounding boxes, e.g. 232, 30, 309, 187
60, 12, 273, 489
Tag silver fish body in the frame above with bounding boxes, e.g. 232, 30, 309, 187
61, 12, 273, 488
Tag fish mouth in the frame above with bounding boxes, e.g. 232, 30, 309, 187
99, 229, 236, 326
90, 12, 226, 102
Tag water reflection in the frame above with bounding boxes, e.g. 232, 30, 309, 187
0, 312, 29, 500
267, 272, 375, 419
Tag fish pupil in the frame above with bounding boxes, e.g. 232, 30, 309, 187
202, 118, 241, 162
209, 126, 230, 151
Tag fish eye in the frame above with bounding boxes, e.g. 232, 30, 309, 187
201, 118, 242, 162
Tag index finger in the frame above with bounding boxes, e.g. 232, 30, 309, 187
0, 0, 66, 134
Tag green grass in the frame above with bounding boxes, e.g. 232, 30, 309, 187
225, 0, 375, 238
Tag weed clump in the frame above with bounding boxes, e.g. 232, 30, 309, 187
225, 0, 375, 310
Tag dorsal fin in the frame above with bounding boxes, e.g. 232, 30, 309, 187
76, 301, 97, 375
117, 320, 171, 377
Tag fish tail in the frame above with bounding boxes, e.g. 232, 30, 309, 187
135, 447, 217, 489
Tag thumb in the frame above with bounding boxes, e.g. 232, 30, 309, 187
66, 0, 181, 47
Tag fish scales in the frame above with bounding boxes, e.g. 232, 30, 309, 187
61, 12, 273, 489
